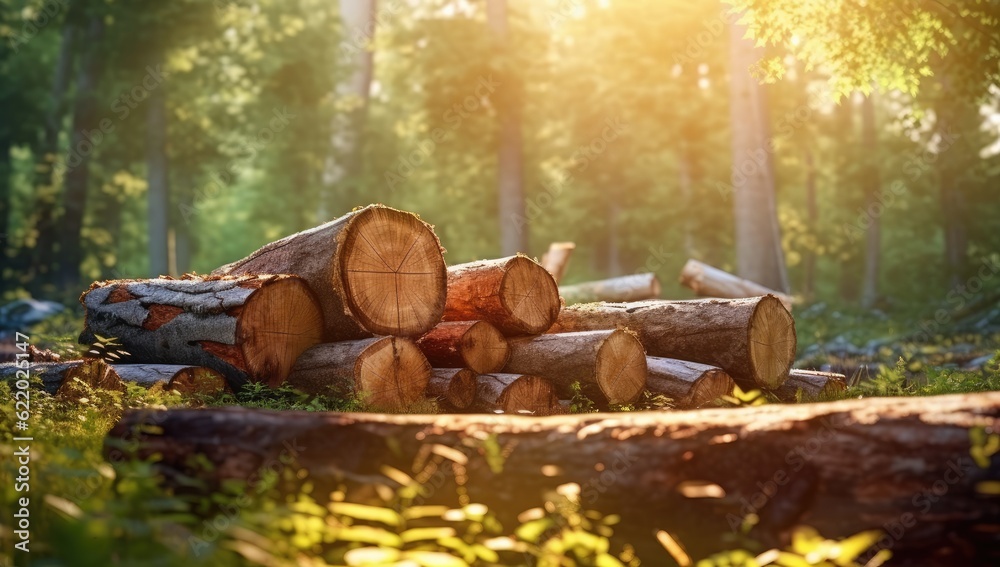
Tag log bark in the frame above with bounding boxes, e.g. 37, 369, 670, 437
473, 373, 560, 415
548, 296, 795, 390
426, 368, 477, 410
774, 369, 847, 402
443, 255, 560, 335
540, 242, 575, 284
112, 364, 229, 396
559, 273, 661, 305
1, 360, 119, 396
288, 337, 431, 412
1, 361, 226, 397
504, 330, 646, 404
680, 259, 793, 311
79, 275, 324, 389
646, 357, 735, 409
415, 321, 510, 374
107, 393, 1000, 565
213, 204, 447, 340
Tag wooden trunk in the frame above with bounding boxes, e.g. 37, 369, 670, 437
1, 360, 121, 396
79, 275, 324, 389
559, 273, 661, 305
107, 393, 1000, 566
213, 204, 447, 340
549, 296, 795, 390
540, 242, 575, 284
646, 357, 735, 409
287, 337, 431, 412
415, 321, 510, 374
473, 373, 560, 415
426, 368, 477, 410
680, 259, 794, 311
443, 255, 560, 335
112, 364, 229, 396
504, 330, 646, 404
774, 369, 847, 402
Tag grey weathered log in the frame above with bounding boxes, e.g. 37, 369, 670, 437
774, 369, 847, 402
559, 273, 661, 305
1, 361, 83, 394
107, 393, 1000, 565
680, 259, 794, 311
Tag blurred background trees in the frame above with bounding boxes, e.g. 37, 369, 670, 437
0, 0, 997, 313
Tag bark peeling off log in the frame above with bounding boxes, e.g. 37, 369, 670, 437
106, 393, 1000, 564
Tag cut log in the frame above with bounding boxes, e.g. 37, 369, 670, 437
287, 337, 431, 411
443, 255, 560, 336
504, 330, 646, 404
774, 369, 847, 402
473, 373, 560, 415
1, 360, 121, 396
112, 364, 229, 396
426, 368, 477, 410
108, 393, 1000, 565
415, 321, 510, 374
646, 357, 735, 409
559, 273, 661, 305
213, 204, 447, 340
680, 259, 794, 311
549, 296, 795, 390
79, 275, 324, 389
540, 242, 575, 284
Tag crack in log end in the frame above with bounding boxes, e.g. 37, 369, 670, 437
107, 285, 138, 304
198, 341, 246, 372
142, 304, 185, 331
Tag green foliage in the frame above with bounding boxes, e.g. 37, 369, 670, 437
695, 527, 887, 567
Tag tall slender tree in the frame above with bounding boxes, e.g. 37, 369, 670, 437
147, 57, 170, 277
486, 0, 526, 256
727, 18, 788, 292
859, 94, 880, 308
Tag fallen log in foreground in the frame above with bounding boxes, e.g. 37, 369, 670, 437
107, 393, 1000, 565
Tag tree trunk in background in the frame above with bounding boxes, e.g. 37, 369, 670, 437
321, 0, 375, 219
802, 147, 817, 299
935, 81, 973, 289
607, 199, 622, 276
57, 14, 105, 290
0, 141, 11, 253
487, 0, 527, 256
31, 21, 76, 290
727, 20, 788, 293
836, 95, 861, 302
859, 95, 880, 309
678, 144, 696, 258
147, 69, 170, 277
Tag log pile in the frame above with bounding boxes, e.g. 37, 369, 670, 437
18, 206, 849, 412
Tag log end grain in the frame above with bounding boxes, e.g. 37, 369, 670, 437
339, 206, 447, 337
498, 256, 561, 335
355, 337, 432, 412
237, 276, 326, 388
595, 329, 647, 404
747, 295, 797, 389
461, 320, 511, 374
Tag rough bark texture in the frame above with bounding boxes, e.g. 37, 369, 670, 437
548, 296, 795, 390
415, 321, 510, 374
443, 255, 560, 336
504, 330, 646, 404
79, 275, 324, 389
426, 368, 477, 410
540, 242, 575, 284
646, 357, 735, 409
559, 273, 661, 305
774, 369, 847, 403
1, 361, 94, 395
213, 204, 447, 340
288, 337, 431, 412
473, 373, 560, 415
680, 259, 793, 311
112, 364, 229, 396
107, 393, 1000, 565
